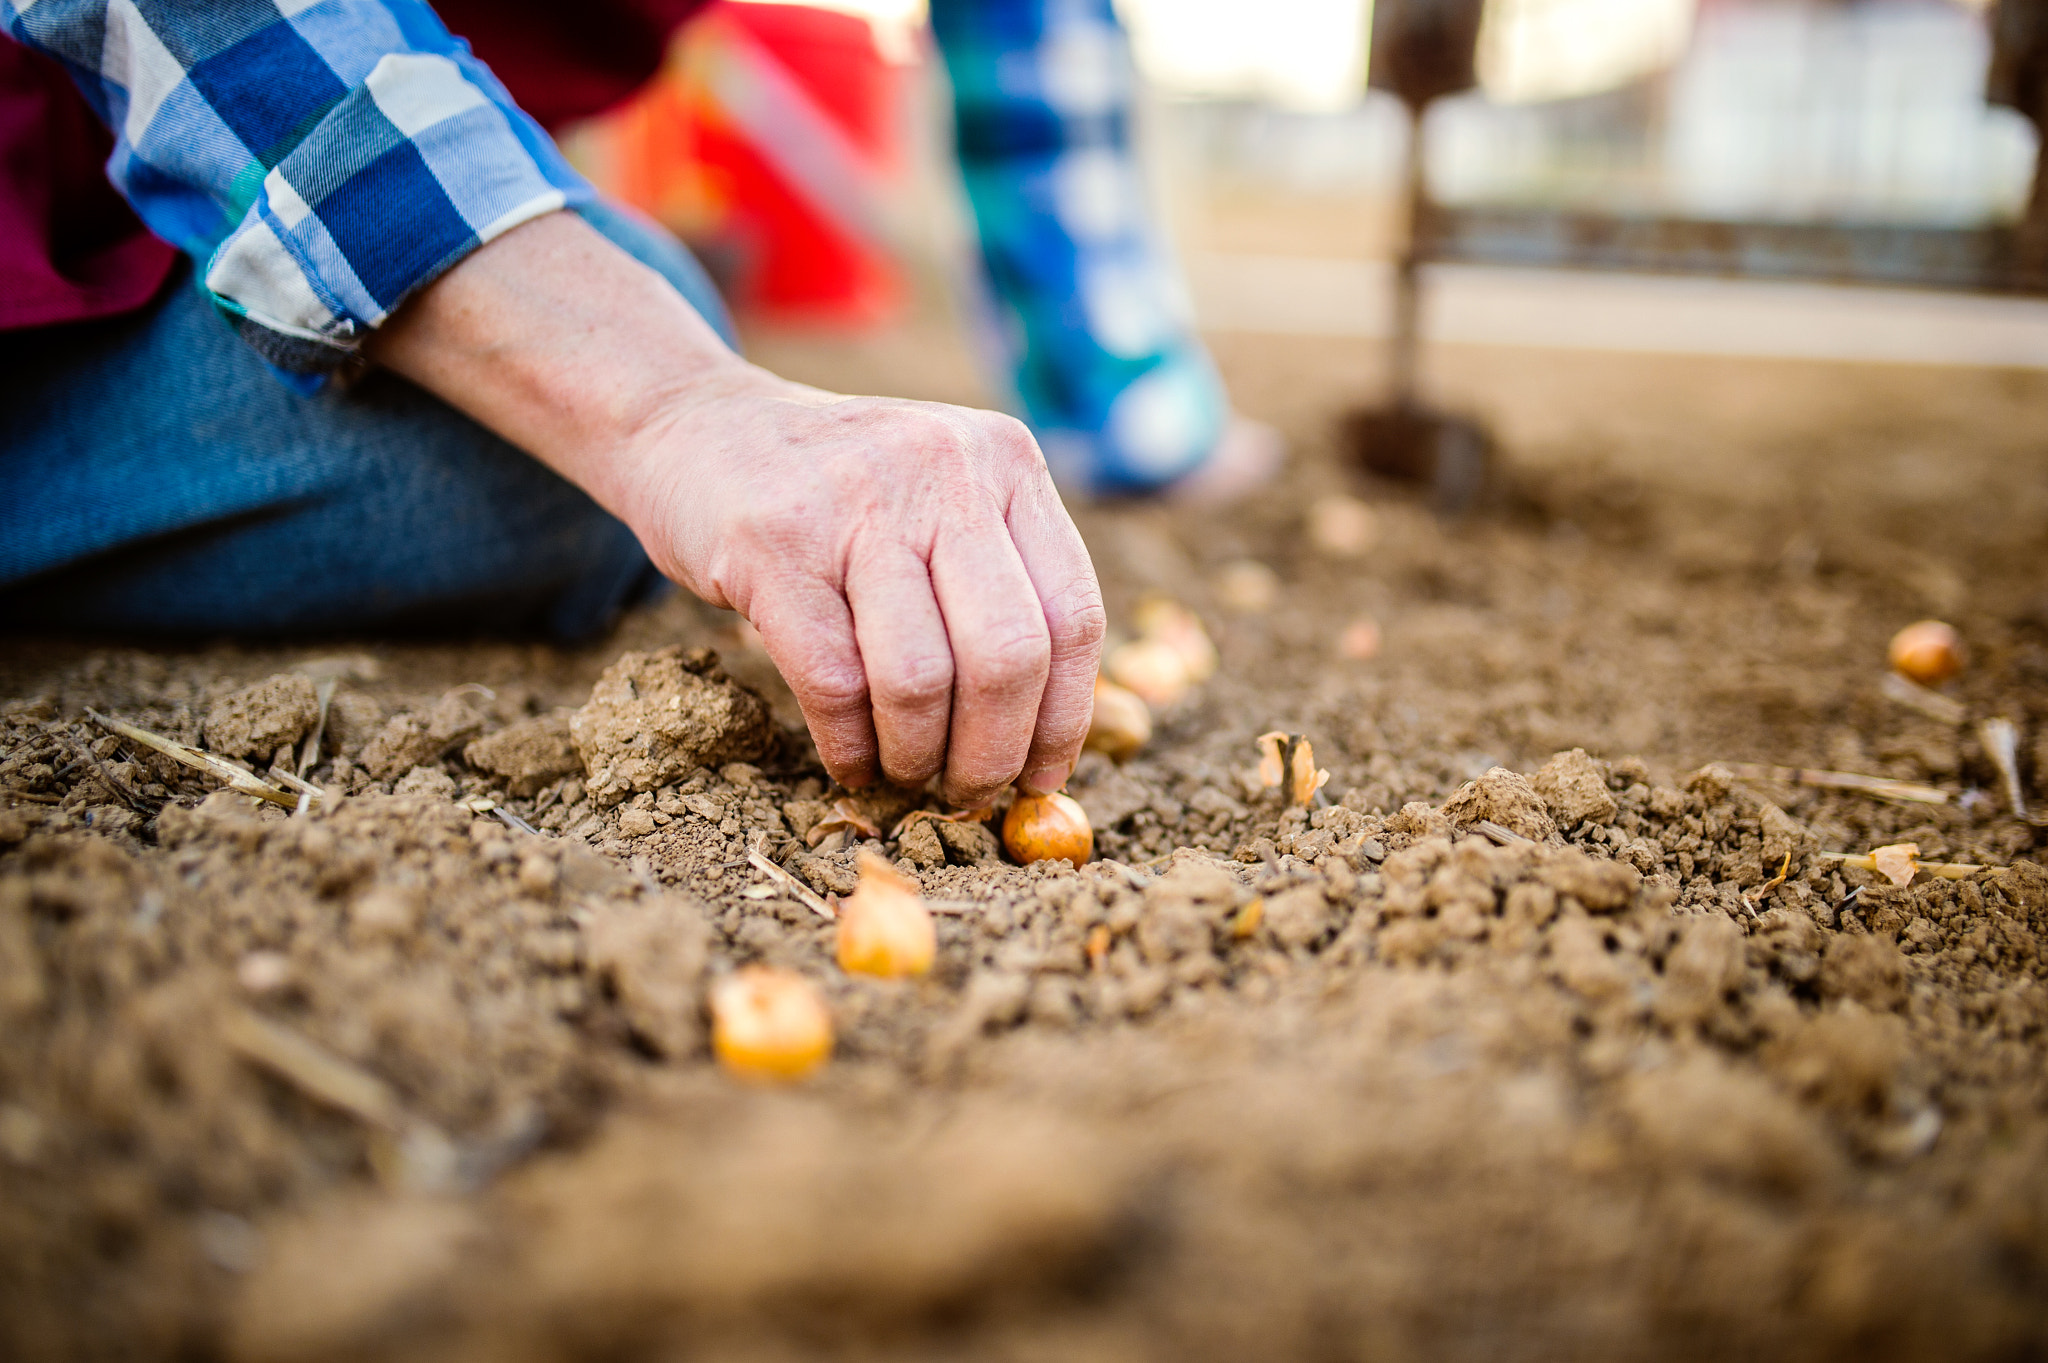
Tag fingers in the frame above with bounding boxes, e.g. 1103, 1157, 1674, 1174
1003, 468, 1107, 794
745, 579, 878, 788
928, 520, 1052, 807
718, 402, 1100, 811
844, 545, 955, 788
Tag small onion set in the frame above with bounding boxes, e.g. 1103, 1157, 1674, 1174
1887, 620, 1963, 687
710, 966, 834, 1082
1086, 676, 1153, 761
835, 851, 936, 979
1105, 597, 1218, 710
1002, 789, 1094, 866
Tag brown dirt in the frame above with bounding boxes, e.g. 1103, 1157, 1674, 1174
4, 336, 2047, 1363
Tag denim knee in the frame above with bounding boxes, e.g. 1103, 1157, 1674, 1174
0, 201, 734, 640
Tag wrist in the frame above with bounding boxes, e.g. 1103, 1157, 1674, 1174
367, 210, 755, 523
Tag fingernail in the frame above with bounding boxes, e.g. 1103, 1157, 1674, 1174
1022, 765, 1069, 795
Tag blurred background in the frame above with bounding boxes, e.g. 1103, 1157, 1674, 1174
555, 0, 2048, 405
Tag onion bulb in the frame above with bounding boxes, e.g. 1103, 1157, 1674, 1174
1106, 638, 1192, 708
1307, 494, 1379, 558
1337, 616, 1381, 661
1213, 559, 1279, 613
1887, 620, 1962, 687
1086, 676, 1153, 761
835, 851, 936, 978
1002, 790, 1094, 866
1132, 597, 1218, 682
710, 967, 833, 1082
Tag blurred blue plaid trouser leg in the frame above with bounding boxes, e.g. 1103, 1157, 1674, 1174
0, 202, 732, 640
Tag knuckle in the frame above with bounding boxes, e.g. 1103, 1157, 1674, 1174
959, 623, 1052, 698
872, 654, 955, 712
983, 416, 1044, 471
1049, 592, 1108, 655
1038, 572, 1107, 655
799, 664, 870, 715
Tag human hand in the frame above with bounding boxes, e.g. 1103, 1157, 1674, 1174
620, 367, 1105, 807
366, 211, 1102, 803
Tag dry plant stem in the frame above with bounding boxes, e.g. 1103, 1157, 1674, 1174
56, 727, 142, 811
264, 767, 325, 818
1472, 820, 1533, 847
297, 677, 337, 779
1977, 717, 2029, 820
222, 1007, 407, 1131
747, 849, 835, 919
493, 807, 541, 837
221, 1008, 455, 1191
87, 710, 303, 810
3, 788, 61, 805
1819, 850, 2004, 881
1724, 762, 1949, 806
268, 769, 322, 797
1881, 672, 1966, 726
1740, 852, 1795, 914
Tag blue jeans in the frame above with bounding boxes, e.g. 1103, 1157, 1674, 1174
0, 203, 735, 640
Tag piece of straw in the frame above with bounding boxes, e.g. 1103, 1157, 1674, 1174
53, 726, 143, 811
297, 677, 337, 779
746, 847, 835, 919
1977, 717, 2029, 821
221, 1006, 458, 1191
87, 709, 303, 810
1723, 762, 1948, 806
1818, 850, 2004, 882
1880, 672, 1966, 726
222, 1006, 405, 1130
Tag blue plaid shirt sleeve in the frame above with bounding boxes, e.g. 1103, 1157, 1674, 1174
928, 0, 1228, 494
3, 0, 595, 375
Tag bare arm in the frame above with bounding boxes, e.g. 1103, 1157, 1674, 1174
368, 210, 1104, 805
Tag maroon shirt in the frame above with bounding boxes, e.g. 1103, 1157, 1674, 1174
0, 41, 177, 330
0, 0, 707, 333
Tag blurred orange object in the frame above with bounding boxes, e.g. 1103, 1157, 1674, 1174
572, 1, 908, 325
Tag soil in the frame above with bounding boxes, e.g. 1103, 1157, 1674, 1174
4, 335, 2048, 1363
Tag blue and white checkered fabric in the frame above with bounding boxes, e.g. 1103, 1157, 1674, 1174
4, 0, 594, 374
929, 0, 1226, 494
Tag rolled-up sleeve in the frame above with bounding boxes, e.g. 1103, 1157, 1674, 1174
4, 0, 594, 374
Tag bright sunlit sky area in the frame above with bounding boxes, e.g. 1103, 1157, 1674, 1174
762, 0, 2032, 223
749, 0, 1754, 108
728, 0, 2044, 369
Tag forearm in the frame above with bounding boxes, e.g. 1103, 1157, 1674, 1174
366, 210, 753, 536
366, 206, 1104, 805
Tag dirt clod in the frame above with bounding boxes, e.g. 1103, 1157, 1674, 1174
357, 692, 487, 780
572, 647, 771, 807
202, 674, 318, 761
464, 709, 580, 796
1532, 747, 1619, 827
1440, 765, 1558, 841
